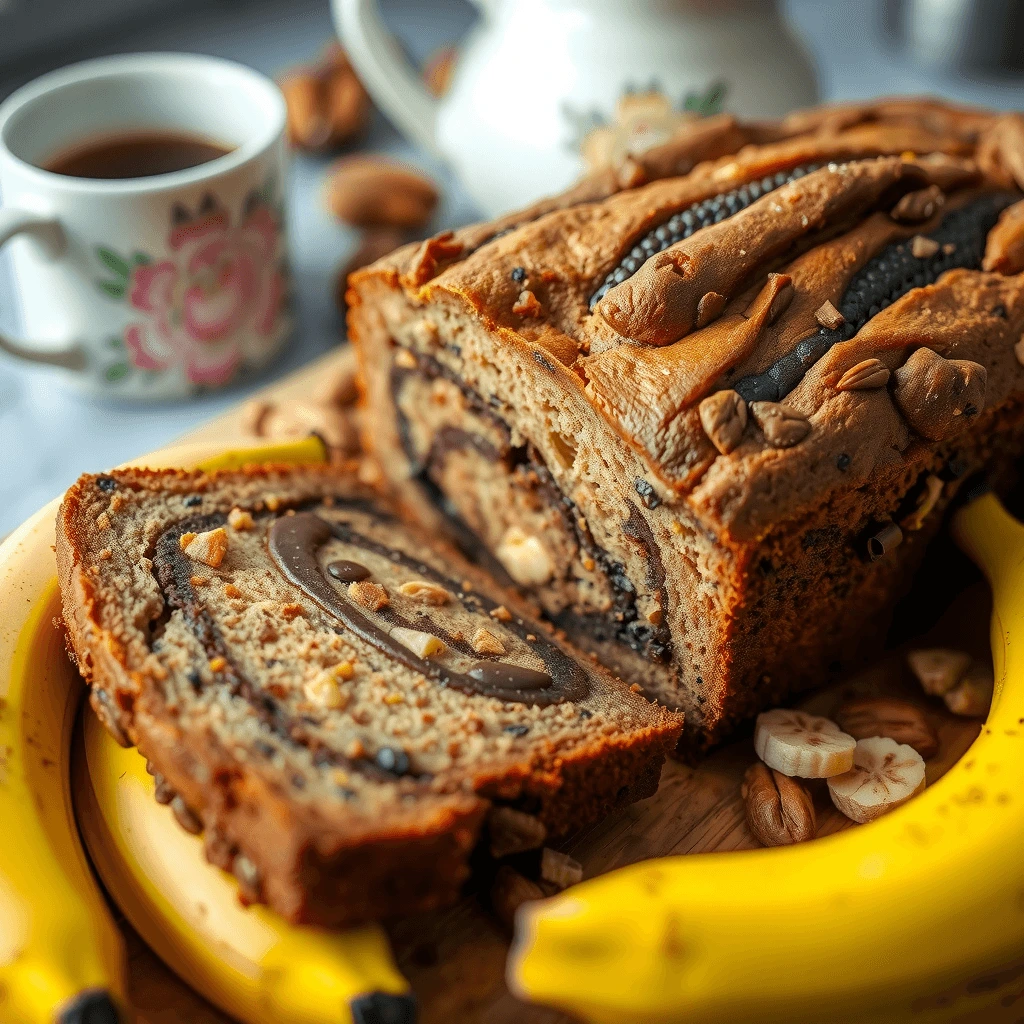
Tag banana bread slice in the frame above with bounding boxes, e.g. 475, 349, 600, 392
57, 465, 680, 927
348, 97, 1024, 752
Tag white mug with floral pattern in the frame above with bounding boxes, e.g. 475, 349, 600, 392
0, 53, 291, 399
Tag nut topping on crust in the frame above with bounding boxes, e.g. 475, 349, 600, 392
892, 347, 987, 441
890, 184, 945, 223
699, 389, 748, 455
836, 358, 891, 391
814, 299, 846, 330
750, 402, 811, 448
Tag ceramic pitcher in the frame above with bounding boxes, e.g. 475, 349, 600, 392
334, 0, 819, 217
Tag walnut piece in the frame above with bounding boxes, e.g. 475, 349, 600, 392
836, 357, 890, 391
540, 848, 583, 889
348, 580, 389, 611
893, 347, 987, 441
471, 627, 506, 656
512, 289, 543, 317
491, 865, 543, 928
390, 626, 447, 659
740, 761, 816, 847
814, 299, 845, 330
834, 696, 938, 759
227, 507, 254, 531
699, 389, 748, 455
489, 806, 547, 858
326, 154, 438, 230
280, 44, 370, 153
398, 579, 450, 605
906, 647, 972, 696
890, 184, 945, 223
911, 234, 941, 259
750, 401, 811, 448
181, 528, 228, 568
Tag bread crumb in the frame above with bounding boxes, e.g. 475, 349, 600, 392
209, 656, 227, 672
526, 634, 537, 642
265, 495, 281, 511
582, 556, 596, 571
182, 527, 228, 568
96, 511, 111, 529
190, 575, 209, 587
349, 580, 389, 611
630, 682, 642, 693
228, 507, 255, 531
490, 605, 513, 622
224, 583, 243, 599
471, 627, 506, 656
99, 548, 112, 560
335, 660, 355, 680
281, 602, 304, 620
513, 288, 542, 317
346, 738, 366, 759
394, 347, 417, 369
384, 692, 405, 705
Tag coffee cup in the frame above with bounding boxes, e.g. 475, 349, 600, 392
0, 52, 291, 400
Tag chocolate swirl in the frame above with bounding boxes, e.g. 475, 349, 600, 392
268, 511, 589, 706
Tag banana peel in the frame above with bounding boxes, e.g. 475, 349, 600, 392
509, 491, 1024, 1024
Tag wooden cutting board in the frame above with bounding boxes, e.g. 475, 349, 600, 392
114, 349, 988, 1024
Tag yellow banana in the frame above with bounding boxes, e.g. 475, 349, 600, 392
73, 709, 414, 1024
0, 524, 127, 1023
509, 489, 1024, 1024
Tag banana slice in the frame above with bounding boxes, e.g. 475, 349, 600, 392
827, 736, 926, 824
754, 709, 856, 778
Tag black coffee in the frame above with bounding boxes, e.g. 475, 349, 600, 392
45, 131, 232, 179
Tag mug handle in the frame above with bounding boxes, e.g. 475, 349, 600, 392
333, 0, 442, 158
0, 209, 86, 371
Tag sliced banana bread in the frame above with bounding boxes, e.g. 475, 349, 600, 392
57, 465, 681, 927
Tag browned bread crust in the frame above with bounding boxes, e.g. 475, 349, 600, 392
347, 97, 1024, 751
57, 464, 680, 926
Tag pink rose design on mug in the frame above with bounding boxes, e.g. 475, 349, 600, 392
96, 189, 289, 386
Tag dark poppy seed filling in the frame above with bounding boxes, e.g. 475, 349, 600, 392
733, 192, 1017, 405
589, 163, 821, 310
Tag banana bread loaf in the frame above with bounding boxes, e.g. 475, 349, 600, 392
347, 98, 1024, 751
57, 465, 681, 926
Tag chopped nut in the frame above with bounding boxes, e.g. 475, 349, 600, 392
383, 692, 405, 705
398, 579, 450, 605
305, 669, 349, 709
96, 511, 111, 529
943, 663, 994, 717
893, 347, 987, 441
209, 657, 227, 673
541, 848, 583, 889
814, 299, 846, 330
496, 527, 554, 586
834, 696, 939, 759
491, 865, 544, 928
390, 626, 446, 659
182, 528, 228, 568
471, 627, 506, 656
901, 475, 944, 531
189, 575, 208, 587
489, 806, 547, 858
393, 347, 417, 370
891, 184, 945, 223
741, 762, 816, 846
911, 234, 941, 259
348, 580, 389, 611
490, 605, 513, 622
836, 358, 890, 391
223, 584, 243, 599
907, 648, 972, 696
750, 402, 811, 448
699, 389, 748, 455
227, 507, 254, 531
512, 289, 543, 317
581, 556, 596, 571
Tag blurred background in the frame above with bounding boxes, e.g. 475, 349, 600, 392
2, 0, 1024, 537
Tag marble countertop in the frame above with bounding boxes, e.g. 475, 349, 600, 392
2, 0, 1022, 537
